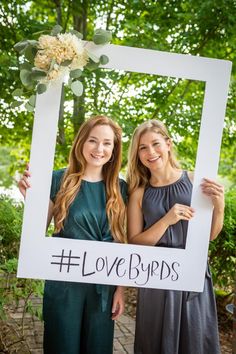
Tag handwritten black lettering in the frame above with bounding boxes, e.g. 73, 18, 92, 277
129, 253, 141, 280
51, 249, 181, 286
51, 249, 80, 273
171, 262, 180, 281
82, 251, 96, 276
116, 258, 126, 277
151, 261, 159, 276
105, 256, 119, 276
160, 261, 171, 280
96, 257, 105, 272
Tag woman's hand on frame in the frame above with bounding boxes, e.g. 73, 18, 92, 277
201, 178, 225, 211
18, 163, 31, 198
111, 286, 125, 320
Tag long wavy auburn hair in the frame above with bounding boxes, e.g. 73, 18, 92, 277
126, 119, 180, 194
53, 115, 126, 243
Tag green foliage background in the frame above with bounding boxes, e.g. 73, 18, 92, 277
0, 0, 235, 178
0, 0, 235, 313
0, 196, 43, 321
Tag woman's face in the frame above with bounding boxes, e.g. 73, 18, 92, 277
138, 131, 171, 171
82, 124, 115, 168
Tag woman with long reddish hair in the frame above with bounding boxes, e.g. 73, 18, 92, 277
19, 115, 127, 354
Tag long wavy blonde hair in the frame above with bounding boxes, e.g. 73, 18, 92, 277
53, 115, 126, 243
127, 119, 180, 194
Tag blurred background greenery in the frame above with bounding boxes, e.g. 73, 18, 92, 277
0, 0, 235, 348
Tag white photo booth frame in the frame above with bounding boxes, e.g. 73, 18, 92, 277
17, 43, 232, 292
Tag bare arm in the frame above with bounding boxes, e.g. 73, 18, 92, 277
201, 178, 225, 240
189, 172, 224, 240
127, 187, 195, 246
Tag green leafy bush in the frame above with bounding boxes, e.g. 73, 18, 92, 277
0, 258, 44, 320
0, 195, 43, 320
209, 186, 236, 290
0, 195, 23, 263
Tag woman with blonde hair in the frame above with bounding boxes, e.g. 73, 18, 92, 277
127, 119, 224, 354
18, 115, 127, 354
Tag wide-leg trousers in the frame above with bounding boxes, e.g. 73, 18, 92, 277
43, 280, 115, 354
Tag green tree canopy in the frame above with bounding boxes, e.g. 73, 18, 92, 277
0, 0, 235, 182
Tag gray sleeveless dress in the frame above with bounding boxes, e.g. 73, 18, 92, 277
134, 171, 220, 354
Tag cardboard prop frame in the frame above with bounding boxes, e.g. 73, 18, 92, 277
17, 43, 232, 291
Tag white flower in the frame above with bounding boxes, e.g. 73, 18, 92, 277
70, 47, 89, 69
34, 33, 89, 76
34, 52, 51, 70
38, 35, 58, 49
58, 33, 83, 55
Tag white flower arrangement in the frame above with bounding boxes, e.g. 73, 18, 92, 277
12, 25, 111, 111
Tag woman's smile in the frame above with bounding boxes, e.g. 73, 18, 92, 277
147, 155, 161, 163
90, 153, 105, 160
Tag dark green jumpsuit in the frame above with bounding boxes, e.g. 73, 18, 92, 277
43, 169, 127, 354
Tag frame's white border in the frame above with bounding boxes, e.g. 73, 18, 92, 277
17, 43, 232, 291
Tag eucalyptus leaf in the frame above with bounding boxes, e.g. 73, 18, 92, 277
68, 78, 73, 87
14, 40, 28, 52
86, 60, 100, 71
12, 88, 23, 97
32, 67, 47, 74
31, 69, 47, 81
24, 45, 37, 63
61, 59, 73, 66
93, 29, 112, 45
27, 39, 38, 47
70, 30, 83, 39
20, 62, 33, 71
51, 25, 63, 36
37, 83, 47, 94
11, 101, 22, 108
70, 69, 82, 79
20, 69, 33, 87
99, 55, 109, 65
25, 102, 35, 112
87, 50, 100, 63
29, 95, 36, 107
71, 80, 83, 96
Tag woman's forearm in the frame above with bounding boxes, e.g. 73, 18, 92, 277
210, 207, 224, 241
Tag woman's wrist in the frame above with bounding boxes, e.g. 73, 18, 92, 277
116, 286, 125, 293
213, 204, 225, 213
160, 215, 170, 229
